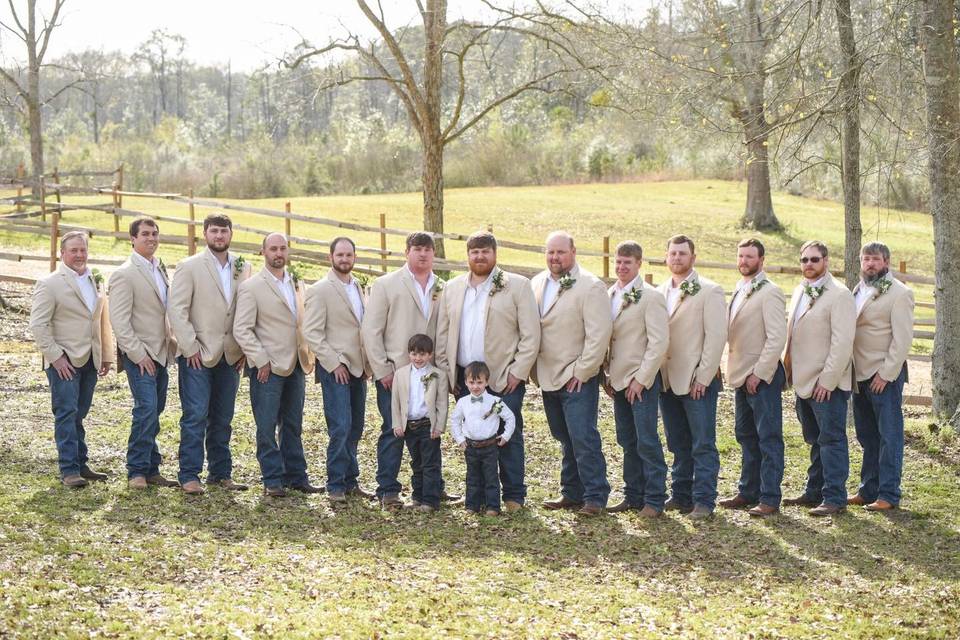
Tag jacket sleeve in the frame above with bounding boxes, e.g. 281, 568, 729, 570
108, 269, 149, 364
434, 292, 453, 390
433, 370, 449, 434
167, 262, 200, 358
28, 279, 63, 366
361, 277, 393, 381
509, 281, 542, 381
303, 284, 342, 374
572, 280, 614, 382
695, 284, 728, 387
880, 286, 915, 381
232, 282, 269, 369
636, 292, 669, 387
818, 289, 856, 391
754, 286, 787, 383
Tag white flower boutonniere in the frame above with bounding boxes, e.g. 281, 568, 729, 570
421, 371, 438, 390
158, 258, 169, 279
489, 270, 506, 297
91, 268, 104, 288
432, 278, 445, 301
744, 278, 768, 300
233, 255, 246, 280
872, 278, 892, 299
679, 279, 701, 299
622, 286, 642, 306
483, 399, 505, 420
558, 273, 576, 290
288, 262, 305, 285
803, 284, 825, 308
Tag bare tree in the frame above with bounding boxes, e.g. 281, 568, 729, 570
0, 0, 69, 194
834, 0, 861, 287
920, 0, 960, 424
133, 28, 186, 125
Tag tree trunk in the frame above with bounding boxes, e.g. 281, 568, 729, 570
921, 0, 960, 422
422, 136, 445, 258
421, 0, 447, 260
836, 0, 862, 288
741, 124, 780, 230
26, 13, 43, 198
226, 62, 232, 139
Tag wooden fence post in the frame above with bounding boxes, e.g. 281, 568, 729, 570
644, 273, 653, 285
15, 163, 23, 213
285, 202, 292, 245
117, 164, 124, 210
187, 187, 196, 256
487, 223, 494, 233
43, 183, 58, 272
899, 260, 907, 274
52, 166, 61, 222
602, 236, 610, 279
380, 213, 388, 273
112, 182, 120, 233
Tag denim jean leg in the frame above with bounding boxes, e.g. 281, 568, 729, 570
874, 367, 905, 504
177, 356, 211, 485
660, 389, 693, 507
46, 359, 97, 477
491, 382, 526, 504
734, 386, 761, 503
852, 382, 879, 502
681, 378, 720, 509
613, 390, 645, 506
319, 366, 353, 493
809, 390, 850, 508
480, 446, 501, 511
794, 396, 824, 502
148, 364, 168, 477
206, 358, 239, 482
278, 366, 308, 487
123, 356, 165, 479
345, 376, 367, 490
632, 374, 667, 511
375, 381, 404, 497
559, 375, 610, 506
419, 435, 442, 508
250, 368, 285, 488
74, 361, 97, 472
464, 448, 484, 511
405, 428, 425, 503
542, 388, 585, 503
752, 365, 785, 506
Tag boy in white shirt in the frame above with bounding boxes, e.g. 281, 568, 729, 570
450, 361, 516, 515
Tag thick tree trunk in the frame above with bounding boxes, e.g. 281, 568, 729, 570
921, 0, 960, 421
836, 0, 862, 288
422, 136, 445, 259
740, 118, 781, 230
26, 27, 43, 198
421, 0, 447, 260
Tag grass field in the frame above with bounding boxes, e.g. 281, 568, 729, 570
0, 181, 956, 638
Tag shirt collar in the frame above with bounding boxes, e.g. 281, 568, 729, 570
72, 266, 92, 280
736, 271, 766, 293
670, 270, 696, 288
615, 275, 640, 292
468, 270, 496, 291
132, 251, 159, 269
405, 265, 436, 289
803, 275, 827, 288
270, 270, 292, 286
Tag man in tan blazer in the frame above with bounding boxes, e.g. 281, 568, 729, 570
602, 241, 669, 517
532, 231, 612, 516
657, 234, 727, 520
109, 217, 178, 490
304, 236, 373, 503
361, 231, 456, 507
435, 231, 541, 512
30, 231, 114, 487
849, 241, 915, 511
234, 232, 318, 497
167, 213, 250, 495
782, 240, 856, 516
719, 238, 787, 517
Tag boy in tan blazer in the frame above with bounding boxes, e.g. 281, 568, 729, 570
435, 231, 541, 511
361, 232, 455, 507
783, 240, 856, 516
304, 236, 373, 502
603, 241, 669, 517
109, 217, 178, 490
233, 233, 318, 498
30, 231, 114, 487
719, 239, 787, 517
390, 334, 449, 512
657, 234, 727, 519
849, 242, 915, 511
167, 213, 250, 495
532, 231, 612, 516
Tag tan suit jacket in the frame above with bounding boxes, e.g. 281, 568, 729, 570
852, 277, 914, 382
167, 249, 250, 367
531, 264, 612, 392
604, 281, 669, 391
108, 255, 176, 366
657, 271, 727, 395
361, 267, 443, 381
784, 276, 856, 398
233, 268, 315, 377
726, 277, 787, 388
435, 268, 541, 393
30, 263, 114, 370
391, 364, 449, 435
304, 270, 370, 378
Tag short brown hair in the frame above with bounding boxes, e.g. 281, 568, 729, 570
737, 237, 765, 258
203, 213, 232, 231
466, 231, 497, 252
406, 232, 435, 251
616, 241, 643, 260
129, 216, 158, 237
407, 333, 434, 354
330, 236, 356, 254
60, 230, 89, 250
861, 241, 890, 261
800, 240, 828, 258
464, 361, 490, 381
667, 234, 695, 253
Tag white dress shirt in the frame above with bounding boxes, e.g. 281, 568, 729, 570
457, 271, 494, 366
271, 270, 297, 318
406, 265, 436, 319
730, 271, 766, 322
610, 275, 640, 319
407, 364, 430, 420
855, 280, 876, 314
665, 272, 695, 315
792, 274, 827, 328
450, 391, 516, 445
541, 274, 562, 316
342, 277, 364, 322
132, 252, 167, 306
214, 253, 232, 301
73, 267, 97, 313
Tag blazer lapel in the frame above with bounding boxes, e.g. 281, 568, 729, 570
535, 273, 547, 314
326, 270, 360, 325
58, 266, 92, 316
202, 250, 229, 303
134, 256, 165, 305
854, 282, 877, 318
260, 269, 295, 322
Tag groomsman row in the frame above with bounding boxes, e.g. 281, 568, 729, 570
29, 215, 914, 519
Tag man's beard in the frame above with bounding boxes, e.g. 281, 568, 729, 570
739, 264, 760, 278
333, 262, 353, 275
207, 240, 229, 253
863, 267, 889, 287
470, 261, 494, 277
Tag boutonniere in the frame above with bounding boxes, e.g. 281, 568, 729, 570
489, 270, 506, 297
872, 278, 892, 299
622, 286, 642, 306
744, 278, 768, 299
158, 258, 168, 279
431, 278, 445, 301
803, 284, 825, 308
354, 272, 370, 291
91, 268, 104, 288
421, 371, 438, 389
558, 273, 576, 290
288, 262, 305, 285
483, 399, 505, 420
679, 279, 701, 299
233, 255, 246, 280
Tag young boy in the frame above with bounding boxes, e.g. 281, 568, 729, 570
391, 334, 449, 512
450, 361, 516, 516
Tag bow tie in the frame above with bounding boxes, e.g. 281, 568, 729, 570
470, 396, 484, 404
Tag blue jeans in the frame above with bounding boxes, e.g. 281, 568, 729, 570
249, 365, 309, 489
46, 358, 98, 478
613, 374, 667, 511
659, 376, 721, 509
456, 366, 527, 504
375, 380, 403, 497
465, 444, 500, 512
733, 364, 786, 507
795, 389, 850, 508
541, 374, 610, 506
404, 424, 441, 508
121, 355, 169, 479
317, 366, 367, 493
853, 365, 907, 505
177, 356, 240, 485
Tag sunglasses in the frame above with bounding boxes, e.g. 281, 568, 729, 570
800, 256, 822, 264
